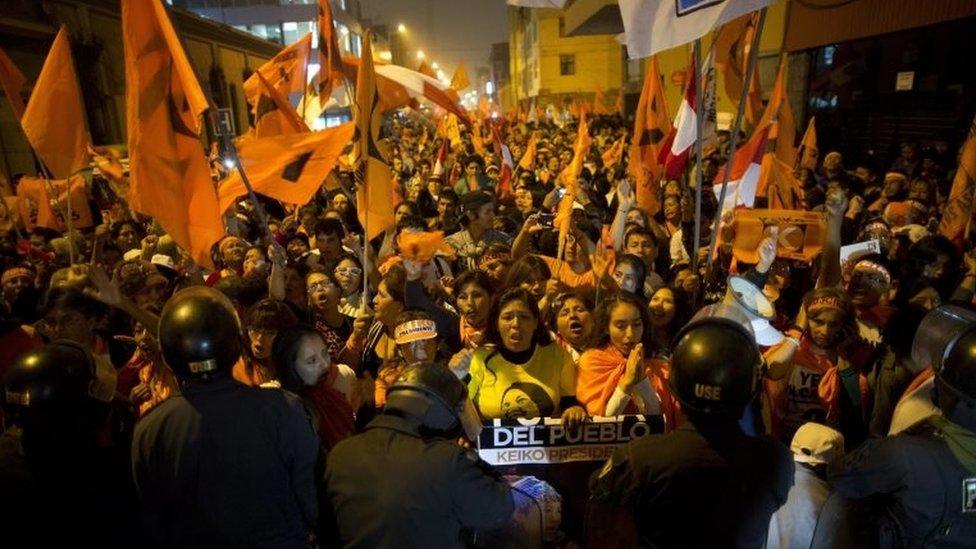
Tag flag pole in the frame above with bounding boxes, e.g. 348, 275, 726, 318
704, 8, 767, 279
691, 38, 704, 278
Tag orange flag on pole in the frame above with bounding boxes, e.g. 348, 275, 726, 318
15, 175, 91, 232
630, 56, 670, 215
417, 60, 436, 79
219, 122, 354, 213
602, 134, 626, 168
243, 32, 312, 108
940, 114, 976, 242
21, 26, 91, 179
797, 116, 818, 171
715, 12, 763, 125
252, 71, 309, 138
123, 0, 222, 269
613, 92, 624, 117
519, 131, 539, 171
0, 46, 26, 120
451, 62, 470, 91
592, 87, 609, 115
353, 31, 394, 241
755, 57, 796, 198
317, 0, 345, 100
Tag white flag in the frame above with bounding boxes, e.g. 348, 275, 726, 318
619, 0, 773, 59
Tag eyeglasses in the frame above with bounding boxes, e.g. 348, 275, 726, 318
335, 267, 362, 277
308, 280, 338, 292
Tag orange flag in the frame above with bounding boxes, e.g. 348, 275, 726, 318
253, 71, 309, 138
353, 31, 394, 241
0, 46, 26, 120
15, 175, 91, 232
317, 0, 345, 100
797, 116, 818, 171
219, 122, 354, 213
123, 0, 222, 269
243, 32, 312, 108
471, 119, 487, 156
417, 60, 436, 79
613, 92, 624, 117
630, 56, 670, 215
756, 58, 796, 198
519, 131, 539, 171
940, 114, 976, 241
715, 12, 763, 125
21, 26, 91, 180
451, 62, 470, 91
592, 87, 609, 115
397, 231, 455, 263
558, 113, 592, 188
602, 135, 626, 168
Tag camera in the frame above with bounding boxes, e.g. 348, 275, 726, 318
537, 213, 555, 228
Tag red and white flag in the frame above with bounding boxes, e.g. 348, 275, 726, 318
492, 125, 514, 200
658, 62, 697, 180
713, 125, 770, 210
432, 138, 449, 179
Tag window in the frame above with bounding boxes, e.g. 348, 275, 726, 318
560, 54, 575, 76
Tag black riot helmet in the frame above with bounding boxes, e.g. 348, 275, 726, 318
159, 286, 243, 381
670, 304, 762, 418
2, 341, 96, 427
385, 362, 482, 440
915, 306, 976, 431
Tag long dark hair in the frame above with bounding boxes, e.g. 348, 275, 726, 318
272, 324, 323, 394
503, 255, 552, 291
613, 253, 648, 298
484, 287, 552, 350
588, 290, 653, 351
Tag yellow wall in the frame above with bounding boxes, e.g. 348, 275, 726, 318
535, 13, 622, 98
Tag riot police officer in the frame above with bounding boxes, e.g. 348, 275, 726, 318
831, 305, 976, 546
0, 341, 142, 545
589, 305, 794, 548
131, 286, 320, 547
325, 362, 514, 548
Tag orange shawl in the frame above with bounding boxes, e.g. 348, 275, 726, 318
577, 345, 628, 417
577, 344, 681, 430
818, 365, 870, 427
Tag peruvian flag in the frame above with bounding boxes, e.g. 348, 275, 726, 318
712, 125, 770, 210
432, 138, 449, 179
492, 125, 514, 200
658, 63, 697, 180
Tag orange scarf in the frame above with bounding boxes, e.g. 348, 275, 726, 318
645, 357, 682, 432
459, 316, 485, 349
818, 365, 870, 427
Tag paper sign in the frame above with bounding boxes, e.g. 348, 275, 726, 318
477, 415, 662, 466
896, 71, 914, 91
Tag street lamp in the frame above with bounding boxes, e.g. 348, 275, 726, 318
397, 23, 406, 33
416, 50, 425, 60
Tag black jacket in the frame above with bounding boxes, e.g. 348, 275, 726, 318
131, 377, 320, 548
325, 414, 513, 548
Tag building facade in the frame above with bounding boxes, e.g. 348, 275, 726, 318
508, 6, 623, 111
0, 0, 283, 179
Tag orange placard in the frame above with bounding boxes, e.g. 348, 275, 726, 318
732, 209, 826, 264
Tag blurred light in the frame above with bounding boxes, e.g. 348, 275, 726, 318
378, 51, 392, 61
485, 80, 494, 95
431, 62, 439, 69
416, 50, 425, 60
223, 158, 235, 169
436, 69, 445, 78
397, 23, 406, 33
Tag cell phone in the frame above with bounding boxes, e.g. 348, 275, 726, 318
556, 187, 567, 199
537, 213, 555, 228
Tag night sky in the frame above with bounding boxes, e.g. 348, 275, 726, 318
359, 0, 508, 81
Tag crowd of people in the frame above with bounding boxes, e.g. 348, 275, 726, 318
1, 106, 975, 548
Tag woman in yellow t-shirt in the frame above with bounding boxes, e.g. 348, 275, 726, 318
467, 288, 587, 428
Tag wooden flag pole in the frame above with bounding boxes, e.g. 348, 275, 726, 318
705, 8, 767, 280
691, 38, 704, 278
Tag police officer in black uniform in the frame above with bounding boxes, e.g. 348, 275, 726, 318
0, 341, 143, 545
325, 362, 514, 548
830, 305, 976, 546
589, 305, 794, 548
131, 286, 320, 547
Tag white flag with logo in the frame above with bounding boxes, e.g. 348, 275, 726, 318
619, 0, 773, 59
